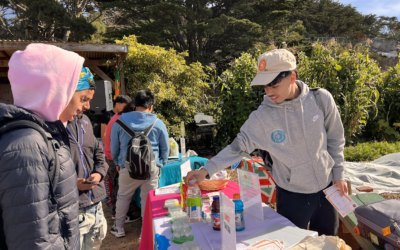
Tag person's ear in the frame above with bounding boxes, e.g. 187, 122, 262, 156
149, 105, 154, 112
290, 72, 297, 84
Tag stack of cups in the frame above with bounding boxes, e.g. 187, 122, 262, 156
181, 241, 201, 250
171, 220, 194, 244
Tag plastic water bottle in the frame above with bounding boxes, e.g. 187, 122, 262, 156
201, 195, 212, 224
233, 193, 245, 231
186, 183, 202, 222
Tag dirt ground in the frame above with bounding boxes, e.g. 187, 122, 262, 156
100, 202, 141, 250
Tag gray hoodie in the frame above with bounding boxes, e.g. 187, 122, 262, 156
204, 80, 345, 194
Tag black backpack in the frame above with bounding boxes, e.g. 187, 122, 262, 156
116, 119, 158, 180
0, 120, 60, 205
259, 88, 326, 171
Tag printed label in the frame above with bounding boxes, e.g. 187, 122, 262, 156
235, 213, 245, 229
189, 206, 201, 219
370, 232, 379, 245
212, 213, 221, 229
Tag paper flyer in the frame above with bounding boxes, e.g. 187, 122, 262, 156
237, 168, 264, 221
323, 185, 358, 217
220, 191, 237, 250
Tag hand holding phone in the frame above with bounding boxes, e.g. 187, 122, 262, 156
83, 180, 98, 184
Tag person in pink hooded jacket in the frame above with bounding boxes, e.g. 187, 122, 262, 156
0, 43, 92, 249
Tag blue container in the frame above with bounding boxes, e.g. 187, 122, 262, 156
233, 194, 245, 231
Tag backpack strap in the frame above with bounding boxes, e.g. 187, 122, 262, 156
0, 120, 60, 204
116, 119, 136, 138
310, 87, 326, 118
143, 119, 158, 136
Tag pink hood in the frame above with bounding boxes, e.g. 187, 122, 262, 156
8, 43, 84, 122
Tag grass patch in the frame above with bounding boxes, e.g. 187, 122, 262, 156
344, 141, 400, 162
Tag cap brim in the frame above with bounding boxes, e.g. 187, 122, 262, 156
250, 72, 280, 86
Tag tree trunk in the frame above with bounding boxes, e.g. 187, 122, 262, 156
63, 29, 71, 42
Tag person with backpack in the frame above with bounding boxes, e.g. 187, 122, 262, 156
104, 100, 142, 222
0, 44, 87, 249
66, 67, 109, 250
185, 49, 347, 236
110, 90, 169, 238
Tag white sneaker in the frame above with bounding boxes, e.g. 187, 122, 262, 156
110, 225, 125, 238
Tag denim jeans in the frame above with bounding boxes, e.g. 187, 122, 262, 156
79, 202, 107, 250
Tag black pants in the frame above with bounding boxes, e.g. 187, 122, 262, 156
276, 184, 338, 236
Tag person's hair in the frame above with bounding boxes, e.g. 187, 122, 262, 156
114, 95, 131, 105
267, 69, 298, 87
118, 100, 135, 115
135, 90, 155, 109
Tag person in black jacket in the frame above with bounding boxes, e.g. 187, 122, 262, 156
67, 67, 109, 250
0, 44, 86, 249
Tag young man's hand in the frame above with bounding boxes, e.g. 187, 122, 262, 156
77, 178, 98, 191
87, 173, 102, 183
334, 180, 348, 196
116, 166, 121, 172
184, 168, 208, 185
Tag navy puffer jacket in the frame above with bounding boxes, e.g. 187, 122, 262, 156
0, 103, 80, 250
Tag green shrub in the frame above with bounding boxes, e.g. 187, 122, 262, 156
116, 35, 209, 138
344, 141, 400, 162
214, 53, 264, 148
298, 42, 381, 144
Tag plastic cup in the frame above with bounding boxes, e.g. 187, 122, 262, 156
170, 210, 187, 224
172, 223, 194, 244
164, 199, 180, 210
181, 241, 202, 250
168, 206, 183, 217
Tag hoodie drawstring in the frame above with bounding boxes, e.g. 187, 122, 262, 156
284, 105, 292, 145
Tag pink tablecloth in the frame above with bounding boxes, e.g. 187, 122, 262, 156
139, 181, 240, 250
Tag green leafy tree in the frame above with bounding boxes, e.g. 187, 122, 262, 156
214, 53, 263, 148
115, 35, 209, 138
98, 0, 263, 69
298, 42, 381, 143
0, 0, 96, 41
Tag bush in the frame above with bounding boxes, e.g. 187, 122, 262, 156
364, 59, 400, 141
116, 35, 209, 138
298, 41, 381, 144
214, 53, 264, 148
344, 141, 400, 162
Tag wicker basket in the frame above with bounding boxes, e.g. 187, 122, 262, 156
198, 179, 229, 191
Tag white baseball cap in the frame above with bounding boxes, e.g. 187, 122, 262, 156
250, 49, 296, 86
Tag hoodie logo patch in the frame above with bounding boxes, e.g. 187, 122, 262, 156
271, 130, 286, 144
313, 115, 319, 122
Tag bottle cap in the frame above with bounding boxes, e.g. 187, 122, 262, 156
233, 193, 241, 199
213, 196, 219, 201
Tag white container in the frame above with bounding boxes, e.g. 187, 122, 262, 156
194, 114, 213, 124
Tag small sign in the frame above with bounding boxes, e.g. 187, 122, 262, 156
221, 191, 236, 250
237, 168, 264, 221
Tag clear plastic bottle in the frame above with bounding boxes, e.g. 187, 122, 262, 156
201, 195, 212, 224
233, 193, 245, 231
186, 184, 202, 222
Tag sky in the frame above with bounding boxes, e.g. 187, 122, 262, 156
338, 0, 400, 18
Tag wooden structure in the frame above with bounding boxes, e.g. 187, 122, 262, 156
0, 40, 129, 103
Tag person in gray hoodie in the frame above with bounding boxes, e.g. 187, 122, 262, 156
185, 49, 347, 236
